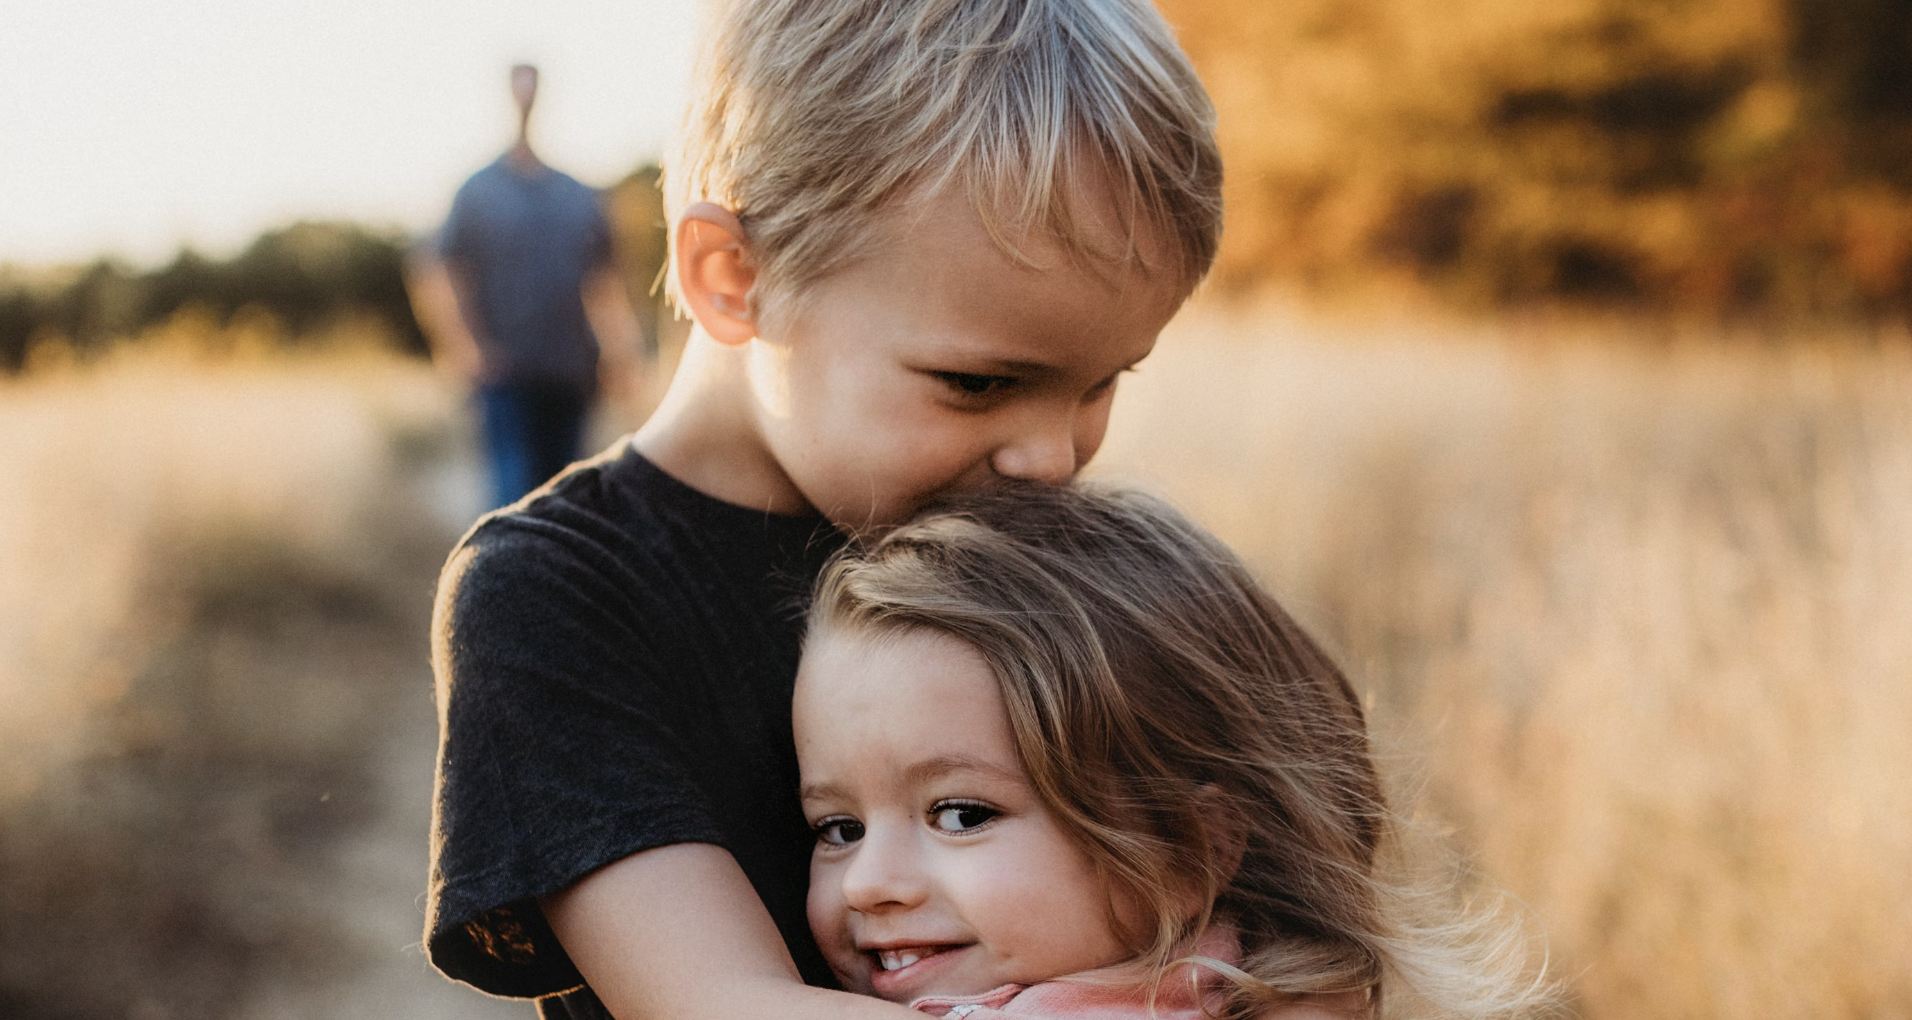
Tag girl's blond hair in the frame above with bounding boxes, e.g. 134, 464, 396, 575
668, 0, 1222, 311
809, 484, 1555, 1020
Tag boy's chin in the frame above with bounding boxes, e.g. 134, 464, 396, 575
820, 508, 912, 540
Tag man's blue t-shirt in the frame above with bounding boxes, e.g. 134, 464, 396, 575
441, 158, 613, 392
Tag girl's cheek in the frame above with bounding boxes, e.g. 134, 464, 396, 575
807, 875, 872, 993
806, 877, 829, 926
808, 865, 856, 943
806, 874, 839, 936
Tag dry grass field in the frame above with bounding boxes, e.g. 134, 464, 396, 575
2, 306, 1908, 1018
0, 324, 519, 1019
1097, 306, 1912, 1020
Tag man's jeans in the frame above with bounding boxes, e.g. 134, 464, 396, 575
478, 380, 592, 509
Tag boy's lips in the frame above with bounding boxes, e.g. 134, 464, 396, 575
860, 942, 973, 997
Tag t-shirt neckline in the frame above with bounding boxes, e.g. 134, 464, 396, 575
619, 439, 833, 534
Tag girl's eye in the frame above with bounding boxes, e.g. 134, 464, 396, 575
932, 371, 1014, 397
928, 801, 999, 833
814, 817, 865, 847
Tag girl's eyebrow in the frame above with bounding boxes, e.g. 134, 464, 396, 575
799, 754, 1026, 805
798, 780, 847, 804
904, 754, 1023, 786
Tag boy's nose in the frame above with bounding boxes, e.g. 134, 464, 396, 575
839, 828, 929, 913
990, 411, 1081, 484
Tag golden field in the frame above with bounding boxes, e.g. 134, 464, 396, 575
1097, 307, 1912, 1019
0, 325, 522, 1019
3, 308, 1909, 1018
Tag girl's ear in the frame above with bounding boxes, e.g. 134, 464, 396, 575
1166, 785, 1247, 928
1196, 783, 1247, 902
674, 202, 758, 346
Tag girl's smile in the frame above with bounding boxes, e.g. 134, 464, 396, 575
862, 942, 974, 997
794, 625, 1137, 1002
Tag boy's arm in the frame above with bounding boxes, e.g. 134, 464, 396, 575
545, 843, 1371, 1020
542, 842, 922, 1020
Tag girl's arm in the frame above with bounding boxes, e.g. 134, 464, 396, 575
542, 842, 924, 1020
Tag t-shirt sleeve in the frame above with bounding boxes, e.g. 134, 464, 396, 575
425, 517, 727, 998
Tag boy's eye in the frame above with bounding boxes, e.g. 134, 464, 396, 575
814, 816, 865, 846
931, 371, 1014, 397
1084, 365, 1139, 402
928, 801, 999, 833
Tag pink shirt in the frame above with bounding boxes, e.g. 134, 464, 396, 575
909, 931, 1239, 1020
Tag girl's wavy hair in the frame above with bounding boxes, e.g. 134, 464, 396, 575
808, 484, 1555, 1020
667, 0, 1222, 313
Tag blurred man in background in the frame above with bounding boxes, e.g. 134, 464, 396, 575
408, 64, 643, 510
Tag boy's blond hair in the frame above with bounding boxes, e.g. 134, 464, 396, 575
668, 0, 1222, 312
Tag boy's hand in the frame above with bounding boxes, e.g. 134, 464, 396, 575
542, 842, 923, 1020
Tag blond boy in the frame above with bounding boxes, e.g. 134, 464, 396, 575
426, 1, 1219, 1017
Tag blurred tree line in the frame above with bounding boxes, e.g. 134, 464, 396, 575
1, 165, 671, 375
601, 164, 679, 358
36, 0, 1912, 335
1159, 0, 1912, 319
0, 223, 426, 373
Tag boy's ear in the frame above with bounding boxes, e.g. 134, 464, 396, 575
675, 202, 759, 346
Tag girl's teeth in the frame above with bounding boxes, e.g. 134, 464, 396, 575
880, 950, 922, 970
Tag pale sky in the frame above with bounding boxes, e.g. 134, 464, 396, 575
1, 0, 699, 266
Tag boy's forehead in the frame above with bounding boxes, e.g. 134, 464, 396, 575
769, 182, 1182, 377
878, 171, 1179, 286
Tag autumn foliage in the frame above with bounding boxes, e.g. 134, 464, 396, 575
1159, 0, 1912, 318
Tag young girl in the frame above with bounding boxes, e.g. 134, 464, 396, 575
793, 484, 1552, 1020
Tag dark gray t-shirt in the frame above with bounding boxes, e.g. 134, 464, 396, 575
440, 158, 613, 392
427, 442, 845, 1016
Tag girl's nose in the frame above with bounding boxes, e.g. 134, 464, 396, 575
839, 826, 928, 913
